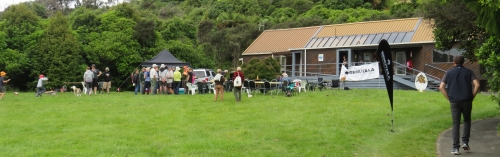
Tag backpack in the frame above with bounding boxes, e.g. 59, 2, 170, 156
234, 73, 242, 87
214, 74, 222, 81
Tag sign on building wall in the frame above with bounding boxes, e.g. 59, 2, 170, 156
318, 54, 323, 61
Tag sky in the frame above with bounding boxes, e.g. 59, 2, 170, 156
1, 0, 34, 12
1, 0, 126, 12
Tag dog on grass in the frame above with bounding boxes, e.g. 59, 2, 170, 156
71, 86, 81, 96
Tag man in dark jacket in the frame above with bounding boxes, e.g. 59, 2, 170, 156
439, 55, 480, 155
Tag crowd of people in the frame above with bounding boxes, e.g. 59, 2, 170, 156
128, 65, 247, 103
83, 64, 111, 95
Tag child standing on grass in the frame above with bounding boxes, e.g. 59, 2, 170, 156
1, 71, 11, 100
36, 74, 48, 98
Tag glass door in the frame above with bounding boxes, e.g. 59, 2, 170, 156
395, 51, 406, 75
336, 49, 351, 75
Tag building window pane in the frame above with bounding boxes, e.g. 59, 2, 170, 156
433, 49, 449, 63
433, 45, 465, 63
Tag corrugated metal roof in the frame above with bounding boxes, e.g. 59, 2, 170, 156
243, 18, 435, 55
242, 26, 320, 55
316, 18, 420, 38
307, 31, 415, 48
411, 20, 434, 42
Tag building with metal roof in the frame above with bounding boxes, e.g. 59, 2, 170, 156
240, 18, 482, 90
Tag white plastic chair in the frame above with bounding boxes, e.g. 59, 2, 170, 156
208, 83, 216, 94
298, 80, 307, 92
186, 83, 197, 95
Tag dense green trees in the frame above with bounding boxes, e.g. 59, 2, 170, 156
242, 57, 281, 81
0, 0, 423, 91
423, 0, 500, 106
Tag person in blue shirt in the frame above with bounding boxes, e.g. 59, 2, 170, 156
144, 67, 151, 95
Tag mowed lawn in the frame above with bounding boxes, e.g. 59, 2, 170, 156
0, 89, 497, 156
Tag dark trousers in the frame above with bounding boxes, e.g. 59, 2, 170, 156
174, 81, 181, 94
450, 101, 472, 149
233, 87, 241, 101
144, 81, 151, 94
36, 87, 45, 97
85, 82, 92, 94
134, 83, 140, 95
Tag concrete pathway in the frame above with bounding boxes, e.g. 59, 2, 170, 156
437, 117, 500, 157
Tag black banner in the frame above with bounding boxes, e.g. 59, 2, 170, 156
376, 39, 393, 111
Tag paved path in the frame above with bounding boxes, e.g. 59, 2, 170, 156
437, 117, 500, 157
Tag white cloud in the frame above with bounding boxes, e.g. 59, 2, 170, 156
1, 0, 34, 12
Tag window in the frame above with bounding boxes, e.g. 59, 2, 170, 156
194, 71, 205, 77
433, 45, 464, 63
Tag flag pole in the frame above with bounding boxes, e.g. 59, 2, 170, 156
391, 108, 394, 132
376, 39, 394, 133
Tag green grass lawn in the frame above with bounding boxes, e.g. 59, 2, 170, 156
0, 89, 498, 156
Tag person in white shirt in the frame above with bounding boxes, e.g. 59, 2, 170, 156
166, 67, 174, 94
83, 67, 93, 95
159, 64, 168, 94
149, 64, 158, 95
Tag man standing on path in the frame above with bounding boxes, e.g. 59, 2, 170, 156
439, 55, 480, 155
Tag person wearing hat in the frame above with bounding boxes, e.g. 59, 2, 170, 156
281, 73, 291, 83
150, 64, 159, 94
173, 66, 182, 95
101, 67, 111, 94
0, 71, 11, 100
36, 74, 48, 98
91, 64, 101, 95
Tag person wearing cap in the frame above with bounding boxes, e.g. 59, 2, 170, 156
36, 74, 49, 98
0, 71, 11, 100
214, 69, 225, 102
84, 67, 93, 95
101, 67, 111, 94
173, 66, 182, 95
91, 64, 102, 94
150, 64, 159, 95
159, 64, 168, 94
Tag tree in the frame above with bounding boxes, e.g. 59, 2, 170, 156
319, 0, 371, 10
241, 57, 281, 81
475, 36, 500, 107
424, 0, 500, 107
1, 4, 42, 52
0, 3, 43, 90
422, 0, 485, 62
85, 5, 142, 80
463, 0, 500, 37
35, 12, 83, 88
